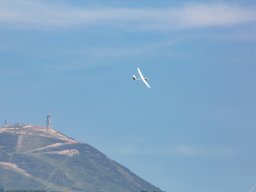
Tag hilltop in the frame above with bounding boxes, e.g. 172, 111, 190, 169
0, 123, 161, 192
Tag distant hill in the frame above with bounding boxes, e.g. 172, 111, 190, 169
0, 124, 162, 192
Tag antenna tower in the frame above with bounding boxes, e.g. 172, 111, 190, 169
46, 114, 51, 128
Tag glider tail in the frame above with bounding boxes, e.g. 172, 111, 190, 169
132, 75, 136, 80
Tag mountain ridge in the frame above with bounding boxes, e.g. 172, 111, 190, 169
0, 123, 162, 192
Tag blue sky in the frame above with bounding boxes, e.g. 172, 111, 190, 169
0, 0, 256, 191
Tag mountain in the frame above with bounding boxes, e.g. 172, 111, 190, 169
0, 123, 161, 192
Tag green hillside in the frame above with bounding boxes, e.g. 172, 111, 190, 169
0, 124, 162, 192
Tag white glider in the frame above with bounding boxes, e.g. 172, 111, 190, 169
132, 67, 151, 88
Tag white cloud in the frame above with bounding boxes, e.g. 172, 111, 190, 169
0, 1, 255, 30
172, 4, 256, 28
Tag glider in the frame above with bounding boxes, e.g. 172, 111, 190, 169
132, 67, 151, 88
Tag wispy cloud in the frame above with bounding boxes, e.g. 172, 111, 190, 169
173, 145, 237, 158
112, 144, 237, 158
249, 184, 256, 192
0, 1, 255, 30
